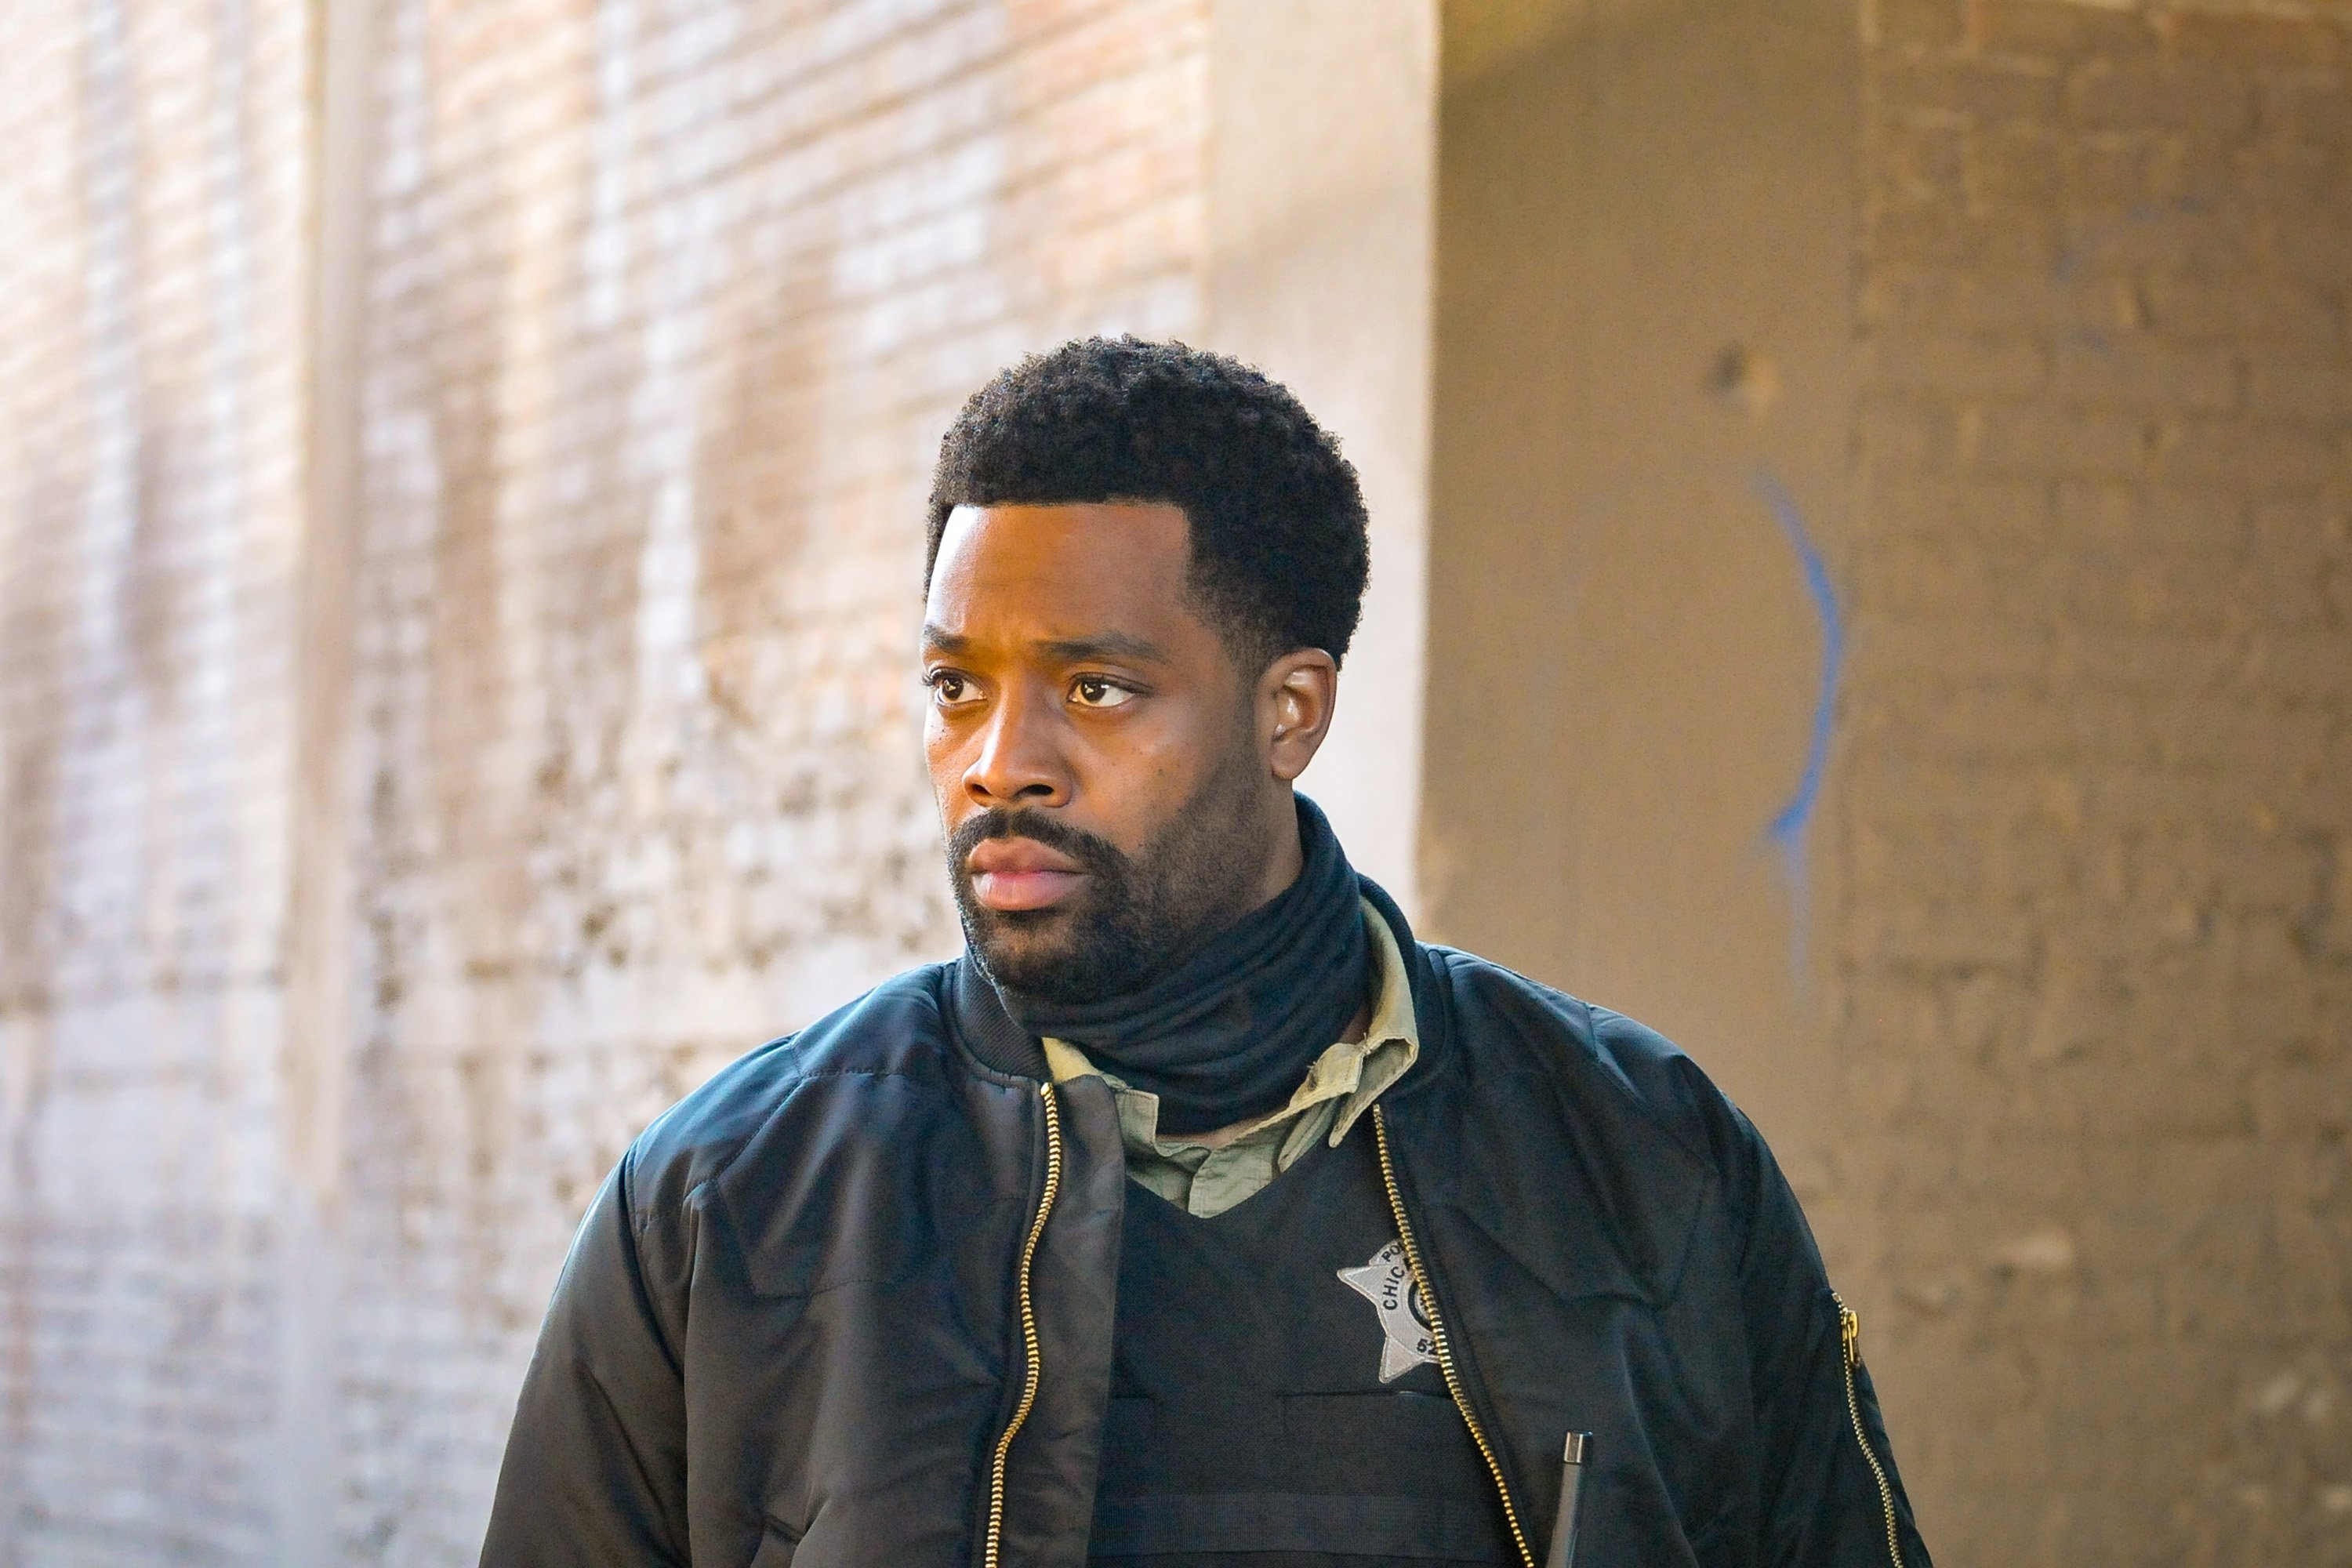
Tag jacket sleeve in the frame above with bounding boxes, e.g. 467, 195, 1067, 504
1726, 1102, 1934, 1568
479, 1149, 692, 1566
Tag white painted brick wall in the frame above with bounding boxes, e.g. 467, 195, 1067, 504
3, 1, 1209, 1561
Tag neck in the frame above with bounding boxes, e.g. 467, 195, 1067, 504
1244, 786, 1306, 910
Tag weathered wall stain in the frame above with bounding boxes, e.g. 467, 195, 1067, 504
2, 0, 315, 1552
303, 3, 1215, 1558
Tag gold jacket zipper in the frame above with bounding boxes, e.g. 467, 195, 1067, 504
1373, 1105, 1537, 1568
984, 1081, 1065, 1568
1834, 1292, 1904, 1568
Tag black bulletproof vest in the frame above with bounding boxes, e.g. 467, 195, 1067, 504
1087, 1129, 1512, 1566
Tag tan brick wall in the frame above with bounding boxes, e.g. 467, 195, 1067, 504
1850, 2, 2352, 1559
1431, 0, 2350, 1562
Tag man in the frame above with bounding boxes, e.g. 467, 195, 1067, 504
481, 339, 1932, 1568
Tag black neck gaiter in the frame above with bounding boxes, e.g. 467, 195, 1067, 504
992, 795, 1372, 1137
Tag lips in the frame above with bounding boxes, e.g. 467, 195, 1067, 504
966, 836, 1088, 912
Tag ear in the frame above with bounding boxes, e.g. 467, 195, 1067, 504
1258, 648, 1339, 782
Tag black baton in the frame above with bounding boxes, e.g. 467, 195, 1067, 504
1543, 1432, 1593, 1568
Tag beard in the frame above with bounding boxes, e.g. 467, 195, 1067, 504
947, 742, 1272, 1007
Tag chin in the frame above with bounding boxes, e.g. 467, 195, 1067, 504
969, 915, 1142, 1007
963, 904, 1075, 976
953, 867, 1158, 1004
978, 936, 1083, 989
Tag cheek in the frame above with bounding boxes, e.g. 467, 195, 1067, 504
923, 716, 966, 787
1072, 706, 1230, 830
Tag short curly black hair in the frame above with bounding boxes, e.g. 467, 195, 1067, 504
926, 337, 1370, 672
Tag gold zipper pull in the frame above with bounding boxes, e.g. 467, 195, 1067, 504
1831, 1289, 1905, 1568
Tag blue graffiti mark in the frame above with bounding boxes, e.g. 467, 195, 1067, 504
1754, 470, 1842, 866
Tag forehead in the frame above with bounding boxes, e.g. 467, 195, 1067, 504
925, 502, 1196, 642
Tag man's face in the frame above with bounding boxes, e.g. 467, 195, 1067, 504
922, 502, 1290, 1004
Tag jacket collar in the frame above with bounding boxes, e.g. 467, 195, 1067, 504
946, 953, 1051, 1080
946, 875, 1709, 1311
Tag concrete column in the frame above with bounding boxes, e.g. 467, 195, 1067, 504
1201, 0, 1441, 915
1424, 0, 1861, 1178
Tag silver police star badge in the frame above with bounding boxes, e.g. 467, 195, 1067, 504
1339, 1240, 1440, 1382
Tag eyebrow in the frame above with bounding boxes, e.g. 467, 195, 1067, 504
920, 625, 1169, 664
1038, 631, 1167, 663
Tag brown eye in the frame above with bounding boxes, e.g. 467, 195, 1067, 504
928, 672, 977, 707
1069, 676, 1134, 710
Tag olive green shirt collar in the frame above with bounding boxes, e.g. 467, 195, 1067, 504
1044, 899, 1418, 1218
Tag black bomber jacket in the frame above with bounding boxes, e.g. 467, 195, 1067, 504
480, 884, 1933, 1568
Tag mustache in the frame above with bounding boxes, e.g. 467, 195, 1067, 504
948, 808, 1130, 880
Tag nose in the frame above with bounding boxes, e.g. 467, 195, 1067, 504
963, 684, 1069, 809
